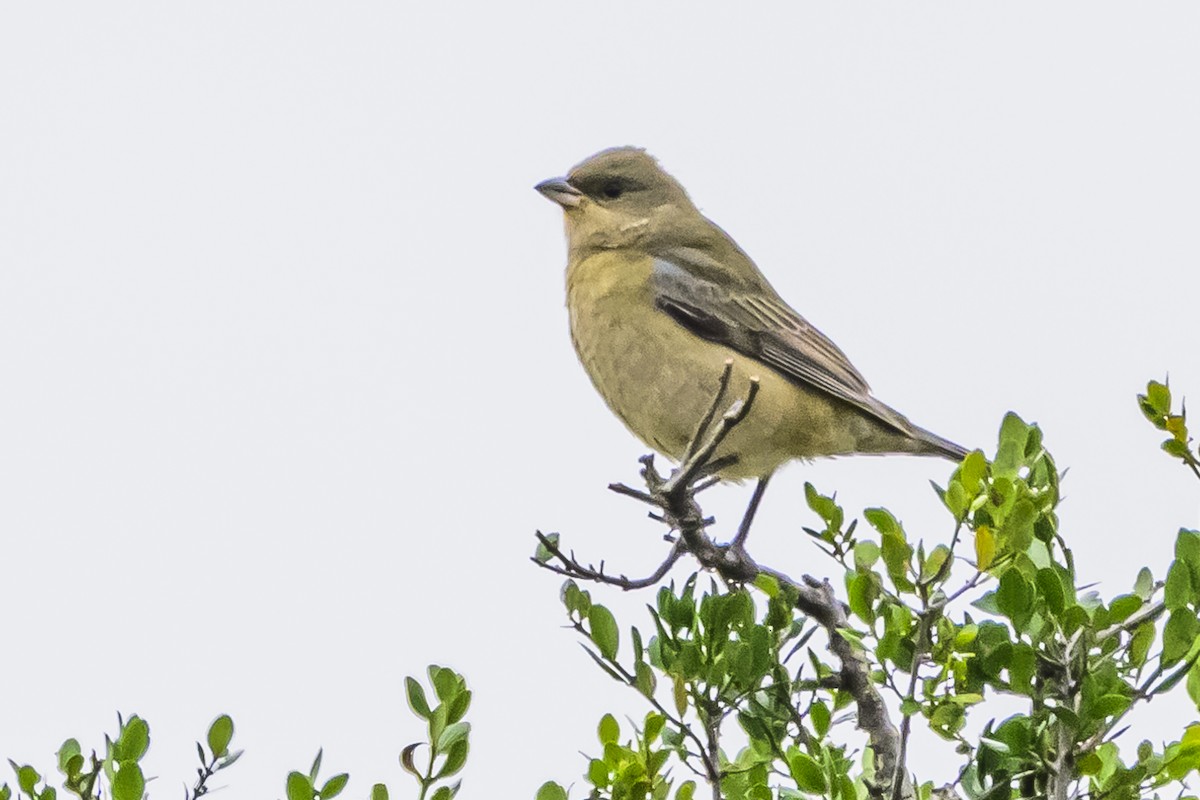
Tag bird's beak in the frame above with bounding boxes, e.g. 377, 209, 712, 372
535, 177, 583, 209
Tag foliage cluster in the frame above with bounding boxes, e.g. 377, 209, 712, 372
3, 380, 1198, 800
533, 380, 1200, 800
0, 666, 468, 800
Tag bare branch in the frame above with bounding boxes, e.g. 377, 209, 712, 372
684, 359, 734, 462
533, 374, 911, 799
532, 531, 685, 590
664, 377, 760, 495
730, 476, 770, 550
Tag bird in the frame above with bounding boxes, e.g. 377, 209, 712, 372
535, 146, 968, 492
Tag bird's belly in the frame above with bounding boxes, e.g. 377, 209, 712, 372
568, 283, 856, 479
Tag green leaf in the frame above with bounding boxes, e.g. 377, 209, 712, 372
287, 771, 314, 800
996, 570, 1032, 626
975, 526, 996, 571
1036, 568, 1066, 616
846, 571, 876, 624
588, 605, 619, 660
116, 717, 150, 763
15, 767, 38, 796
753, 573, 780, 597
1188, 660, 1200, 710
446, 690, 471, 724
673, 675, 689, 717
319, 774, 349, 800
1163, 609, 1200, 666
853, 541, 880, 571
1001, 499, 1036, 554
957, 450, 988, 493
1165, 439, 1190, 458
1106, 595, 1142, 627
1145, 380, 1172, 416
587, 758, 608, 786
430, 666, 462, 704
675, 781, 697, 800
954, 623, 979, 648
810, 701, 831, 738
804, 483, 843, 529
56, 741, 81, 777
994, 413, 1029, 477
207, 715, 234, 759
1091, 694, 1131, 719
1129, 622, 1155, 667
635, 660, 656, 697
1077, 751, 1103, 775
879, 530, 914, 592
437, 721, 470, 752
923, 544, 953, 583
436, 740, 469, 780
534, 532, 560, 564
788, 751, 827, 794
972, 590, 1000, 615
405, 677, 431, 719
562, 580, 590, 617
1177, 529, 1200, 567
864, 507, 901, 538
943, 480, 967, 518
370, 784, 389, 800
598, 714, 619, 745
1008, 643, 1037, 695
1134, 567, 1154, 600
111, 765, 144, 800
537, 782, 568, 800
1165, 560, 1193, 611
644, 713, 665, 744
535, 783, 568, 800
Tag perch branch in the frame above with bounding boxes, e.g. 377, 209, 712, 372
531, 373, 912, 799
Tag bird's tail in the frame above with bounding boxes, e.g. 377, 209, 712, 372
910, 424, 971, 463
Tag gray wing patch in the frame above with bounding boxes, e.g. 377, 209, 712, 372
651, 255, 902, 430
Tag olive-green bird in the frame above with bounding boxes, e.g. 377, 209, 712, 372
536, 147, 968, 484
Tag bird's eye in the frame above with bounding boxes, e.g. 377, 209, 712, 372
601, 180, 625, 200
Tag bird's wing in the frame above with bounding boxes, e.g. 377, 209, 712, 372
651, 254, 903, 429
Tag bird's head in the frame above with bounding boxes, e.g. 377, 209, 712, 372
536, 147, 701, 254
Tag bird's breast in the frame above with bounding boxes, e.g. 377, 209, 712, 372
563, 250, 855, 478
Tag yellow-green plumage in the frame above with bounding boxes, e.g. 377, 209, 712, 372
568, 249, 866, 479
539, 146, 968, 481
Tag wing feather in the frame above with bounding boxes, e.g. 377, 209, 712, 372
651, 255, 901, 430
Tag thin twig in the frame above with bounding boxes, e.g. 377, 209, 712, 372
891, 614, 930, 800
663, 378, 760, 495
533, 531, 685, 590
608, 482, 658, 505
730, 476, 770, 550
685, 359, 734, 462
1093, 601, 1165, 644
704, 702, 723, 800
531, 370, 910, 799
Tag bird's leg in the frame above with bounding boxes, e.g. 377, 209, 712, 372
730, 475, 771, 550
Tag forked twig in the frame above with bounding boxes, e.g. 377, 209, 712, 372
531, 364, 912, 799
684, 359, 735, 462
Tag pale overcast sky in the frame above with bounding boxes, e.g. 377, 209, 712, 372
2, 4, 1199, 799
